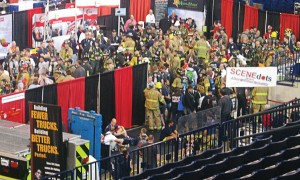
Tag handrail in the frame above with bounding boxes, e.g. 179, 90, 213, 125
233, 123, 300, 141
226, 103, 300, 124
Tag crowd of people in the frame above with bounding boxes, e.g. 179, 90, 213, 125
1, 7, 300, 155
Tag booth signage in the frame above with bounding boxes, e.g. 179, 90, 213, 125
226, 67, 278, 87
30, 102, 63, 179
168, 0, 205, 11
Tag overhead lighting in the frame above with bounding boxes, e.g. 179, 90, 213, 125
1, 10, 6, 14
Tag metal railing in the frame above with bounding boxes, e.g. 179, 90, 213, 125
178, 124, 220, 160
274, 51, 300, 86
221, 103, 300, 151
41, 124, 220, 180
266, 97, 300, 111
177, 107, 221, 134
42, 103, 300, 180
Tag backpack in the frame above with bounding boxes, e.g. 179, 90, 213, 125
186, 69, 195, 84
177, 94, 184, 111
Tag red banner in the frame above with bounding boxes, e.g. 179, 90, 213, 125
115, 67, 133, 128
0, 91, 26, 123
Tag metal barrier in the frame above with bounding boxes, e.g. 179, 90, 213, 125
177, 107, 221, 134
42, 103, 300, 180
41, 125, 219, 180
221, 103, 300, 151
275, 51, 300, 86
178, 124, 220, 160
267, 97, 300, 111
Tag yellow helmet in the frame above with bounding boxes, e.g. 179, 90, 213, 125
271, 31, 277, 38
221, 58, 227, 63
155, 82, 162, 89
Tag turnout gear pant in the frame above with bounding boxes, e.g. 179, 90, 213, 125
146, 108, 161, 130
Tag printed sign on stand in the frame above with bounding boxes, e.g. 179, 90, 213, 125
226, 67, 278, 87
30, 102, 63, 179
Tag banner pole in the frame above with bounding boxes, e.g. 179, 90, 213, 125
98, 72, 101, 114
212, 0, 215, 25
118, 3, 121, 36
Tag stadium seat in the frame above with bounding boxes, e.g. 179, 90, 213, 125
249, 157, 300, 179
244, 144, 267, 163
140, 161, 178, 179
285, 135, 300, 148
221, 154, 246, 171
275, 157, 300, 177
252, 135, 272, 148
147, 172, 172, 180
265, 138, 287, 156
213, 151, 233, 162
170, 155, 217, 178
199, 145, 223, 158
275, 168, 300, 180
173, 169, 202, 180
281, 146, 300, 160
248, 167, 277, 180
213, 170, 240, 180
234, 161, 262, 178
231, 143, 253, 155
198, 161, 227, 179
259, 153, 282, 169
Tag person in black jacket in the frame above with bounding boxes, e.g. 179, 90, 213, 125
184, 85, 196, 114
218, 88, 233, 122
159, 13, 172, 35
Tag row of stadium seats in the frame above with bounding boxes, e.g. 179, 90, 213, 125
122, 120, 300, 180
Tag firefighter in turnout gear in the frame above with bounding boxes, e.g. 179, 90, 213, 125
124, 33, 136, 54
92, 41, 103, 74
194, 34, 209, 62
252, 87, 269, 113
144, 82, 166, 130
199, 69, 210, 95
100, 50, 110, 73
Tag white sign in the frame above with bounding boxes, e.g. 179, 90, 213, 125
0, 14, 12, 54
226, 67, 278, 87
2, 92, 25, 104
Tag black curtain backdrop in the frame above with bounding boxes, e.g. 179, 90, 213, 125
132, 63, 147, 126
100, 71, 115, 131
214, 0, 221, 23
205, 0, 221, 39
204, 0, 213, 38
13, 11, 28, 50
85, 74, 99, 112
238, 1, 245, 36
266, 11, 280, 35
43, 84, 58, 105
25, 87, 43, 123
258, 9, 267, 37
150, 0, 155, 12
232, 1, 245, 42
98, 14, 118, 32
120, 0, 130, 21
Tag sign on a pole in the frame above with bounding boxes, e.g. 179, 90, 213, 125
226, 67, 278, 87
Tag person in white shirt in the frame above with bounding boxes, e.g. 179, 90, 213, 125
145, 9, 155, 26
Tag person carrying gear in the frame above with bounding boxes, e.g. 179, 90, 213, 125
252, 87, 268, 113
144, 82, 166, 130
